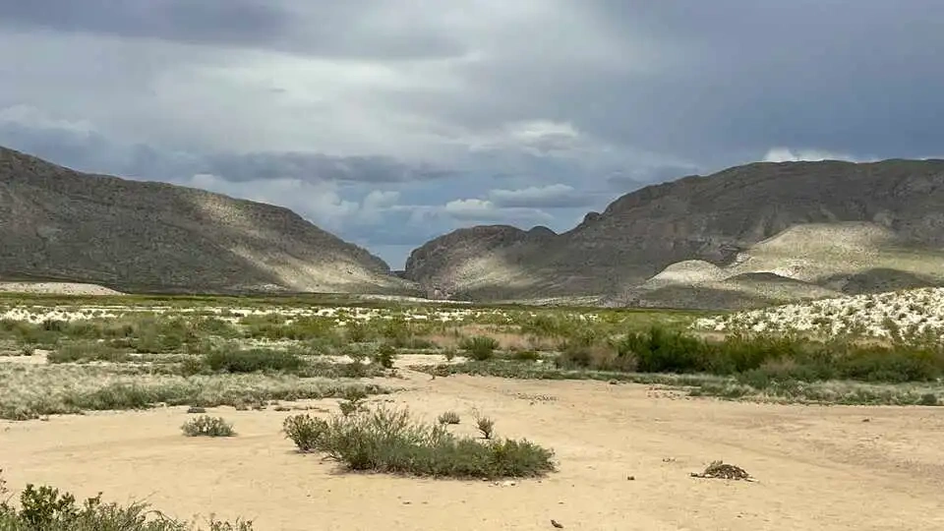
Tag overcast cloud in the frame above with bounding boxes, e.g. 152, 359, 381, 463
0, 0, 941, 267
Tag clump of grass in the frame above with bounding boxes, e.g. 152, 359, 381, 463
474, 414, 495, 439
46, 342, 130, 364
459, 336, 500, 361
437, 411, 461, 425
181, 415, 236, 437
204, 348, 303, 374
338, 387, 368, 416
0, 364, 388, 420
283, 406, 555, 479
282, 414, 329, 452
0, 474, 253, 530
918, 393, 939, 406
509, 350, 541, 362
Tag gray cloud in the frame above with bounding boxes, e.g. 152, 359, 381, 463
488, 184, 598, 209
1, 1, 942, 267
0, 0, 465, 60
0, 0, 286, 47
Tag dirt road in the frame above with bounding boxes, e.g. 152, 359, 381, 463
3, 372, 943, 530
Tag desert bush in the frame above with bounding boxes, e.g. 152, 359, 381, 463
0, 319, 59, 347
460, 336, 500, 361
373, 343, 397, 369
204, 348, 303, 374
47, 342, 130, 364
242, 315, 340, 343
337, 387, 368, 416
181, 415, 235, 437
283, 406, 555, 479
0, 475, 252, 530
437, 411, 461, 425
620, 326, 708, 373
283, 414, 330, 452
474, 414, 495, 439
556, 342, 634, 372
918, 393, 939, 406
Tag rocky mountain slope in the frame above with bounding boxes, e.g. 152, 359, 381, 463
0, 146, 414, 294
404, 159, 944, 307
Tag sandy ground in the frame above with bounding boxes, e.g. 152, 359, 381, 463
3, 371, 944, 531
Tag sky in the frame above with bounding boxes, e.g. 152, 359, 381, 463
1, 1, 942, 268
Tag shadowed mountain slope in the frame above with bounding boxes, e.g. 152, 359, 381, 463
0, 146, 414, 294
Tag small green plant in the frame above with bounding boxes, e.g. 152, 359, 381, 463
204, 348, 303, 374
918, 393, 939, 406
0, 473, 252, 529
181, 415, 236, 437
283, 414, 329, 452
475, 414, 495, 439
47, 342, 130, 364
460, 336, 500, 361
373, 343, 397, 369
437, 411, 461, 425
338, 387, 368, 416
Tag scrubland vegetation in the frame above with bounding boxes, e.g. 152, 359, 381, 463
1, 291, 942, 412
0, 469, 253, 530
2, 290, 943, 528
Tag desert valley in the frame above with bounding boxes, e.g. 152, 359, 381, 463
1, 146, 944, 530
1, 2, 943, 529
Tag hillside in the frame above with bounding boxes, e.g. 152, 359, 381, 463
404, 159, 944, 307
0, 146, 414, 294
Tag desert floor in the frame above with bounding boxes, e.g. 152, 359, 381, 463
3, 369, 943, 531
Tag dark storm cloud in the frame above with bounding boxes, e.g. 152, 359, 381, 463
0, 0, 286, 47
0, 119, 456, 185
0, 0, 464, 60
203, 152, 458, 184
581, 1, 944, 163
399, 1, 944, 167
2, 1, 943, 267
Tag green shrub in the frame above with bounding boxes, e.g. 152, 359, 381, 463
918, 393, 939, 406
620, 326, 707, 373
204, 348, 303, 374
283, 407, 554, 479
47, 342, 130, 364
555, 343, 634, 372
283, 414, 329, 452
0, 474, 252, 530
437, 411, 461, 425
181, 415, 236, 437
373, 343, 397, 369
460, 336, 500, 361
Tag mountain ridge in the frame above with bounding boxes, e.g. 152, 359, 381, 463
0, 145, 415, 295
404, 158, 944, 307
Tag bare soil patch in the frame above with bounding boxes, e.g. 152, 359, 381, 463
3, 372, 943, 530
